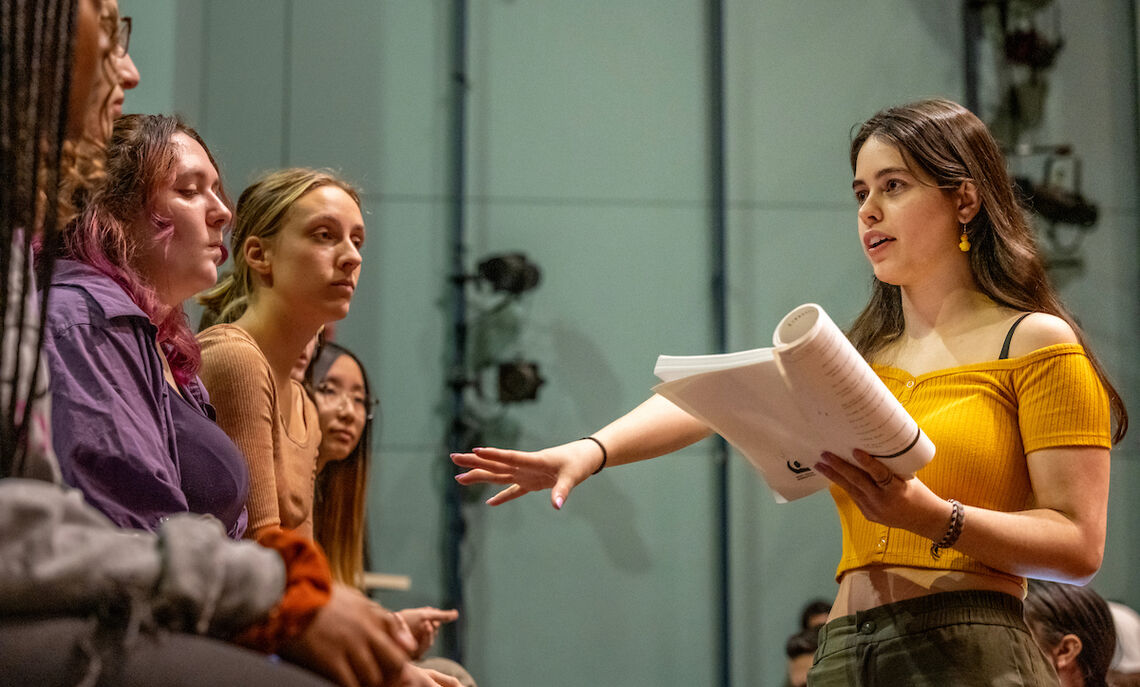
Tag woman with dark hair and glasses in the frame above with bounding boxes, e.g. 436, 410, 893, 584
307, 340, 377, 586
306, 340, 473, 686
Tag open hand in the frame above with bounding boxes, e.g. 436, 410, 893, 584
451, 440, 602, 510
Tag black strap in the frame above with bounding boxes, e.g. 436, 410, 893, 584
998, 313, 1032, 360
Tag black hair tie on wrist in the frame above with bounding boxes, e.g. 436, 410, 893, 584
581, 436, 608, 474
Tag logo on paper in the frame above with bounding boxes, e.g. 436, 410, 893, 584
786, 460, 812, 475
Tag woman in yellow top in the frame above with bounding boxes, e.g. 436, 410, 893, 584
450, 98, 1128, 686
197, 169, 366, 540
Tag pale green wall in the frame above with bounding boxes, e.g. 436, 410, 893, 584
121, 1, 1139, 685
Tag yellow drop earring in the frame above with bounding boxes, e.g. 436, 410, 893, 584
958, 225, 971, 253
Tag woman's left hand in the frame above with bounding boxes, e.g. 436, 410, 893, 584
813, 449, 948, 540
816, 445, 1111, 585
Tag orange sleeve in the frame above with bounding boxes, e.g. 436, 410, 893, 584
233, 527, 332, 654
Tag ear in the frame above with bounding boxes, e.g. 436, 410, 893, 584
243, 236, 274, 284
956, 180, 981, 224
1053, 633, 1084, 671
244, 236, 270, 274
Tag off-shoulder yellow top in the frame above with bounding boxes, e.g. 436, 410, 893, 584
831, 344, 1111, 585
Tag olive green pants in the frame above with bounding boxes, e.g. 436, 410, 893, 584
809, 590, 1059, 687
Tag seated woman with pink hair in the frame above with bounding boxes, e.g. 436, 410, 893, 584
44, 114, 248, 536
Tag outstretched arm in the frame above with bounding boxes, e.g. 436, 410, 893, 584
452, 393, 712, 509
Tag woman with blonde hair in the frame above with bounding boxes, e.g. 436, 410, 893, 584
198, 168, 365, 541
198, 174, 466, 684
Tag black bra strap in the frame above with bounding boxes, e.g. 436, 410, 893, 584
998, 313, 1033, 360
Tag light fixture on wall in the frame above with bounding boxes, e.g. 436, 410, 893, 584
497, 360, 545, 403
1011, 146, 1099, 271
476, 252, 541, 295
964, 0, 1067, 143
1019, 177, 1098, 228
451, 251, 546, 406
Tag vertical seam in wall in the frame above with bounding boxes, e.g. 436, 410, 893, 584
199, 2, 210, 132
1131, 0, 1140, 210
281, 0, 294, 166
1131, 0, 1140, 360
706, 2, 731, 685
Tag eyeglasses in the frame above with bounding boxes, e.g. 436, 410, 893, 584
314, 383, 377, 419
114, 16, 131, 56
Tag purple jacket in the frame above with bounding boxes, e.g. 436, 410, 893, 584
42, 260, 248, 537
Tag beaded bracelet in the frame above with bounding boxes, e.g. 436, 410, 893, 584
581, 436, 608, 474
930, 499, 964, 560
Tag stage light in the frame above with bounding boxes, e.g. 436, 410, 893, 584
497, 360, 544, 402
477, 253, 541, 295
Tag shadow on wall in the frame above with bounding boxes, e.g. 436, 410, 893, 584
569, 475, 655, 574
550, 321, 630, 427
554, 320, 654, 573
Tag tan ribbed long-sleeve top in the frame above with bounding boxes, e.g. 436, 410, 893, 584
198, 324, 320, 540
831, 344, 1111, 586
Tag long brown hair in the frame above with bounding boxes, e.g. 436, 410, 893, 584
306, 340, 374, 587
846, 98, 1127, 443
58, 0, 120, 223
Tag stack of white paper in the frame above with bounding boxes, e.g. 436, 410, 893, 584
653, 303, 934, 503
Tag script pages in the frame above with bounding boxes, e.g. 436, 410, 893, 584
652, 303, 935, 503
